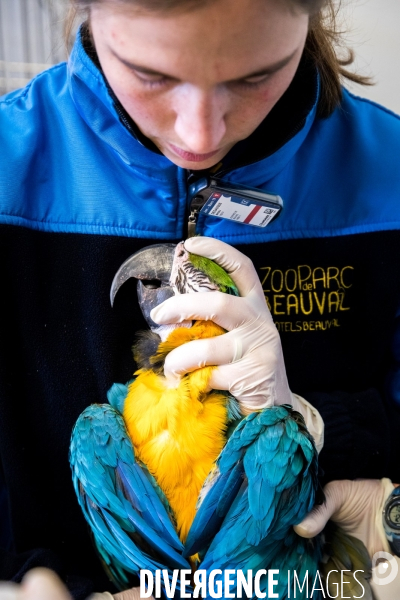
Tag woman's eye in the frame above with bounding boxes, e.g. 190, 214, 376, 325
133, 71, 171, 88
236, 74, 271, 89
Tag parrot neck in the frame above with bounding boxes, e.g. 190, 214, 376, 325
152, 322, 192, 342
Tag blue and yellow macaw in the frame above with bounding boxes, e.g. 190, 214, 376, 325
70, 242, 372, 599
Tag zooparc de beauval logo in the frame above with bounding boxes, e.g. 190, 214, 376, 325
259, 263, 355, 335
139, 567, 371, 598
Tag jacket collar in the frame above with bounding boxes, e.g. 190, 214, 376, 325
68, 25, 320, 183
67, 26, 177, 180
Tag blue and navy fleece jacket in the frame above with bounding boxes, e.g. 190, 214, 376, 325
1, 26, 400, 599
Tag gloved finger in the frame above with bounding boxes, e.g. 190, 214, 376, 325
163, 333, 242, 383
0, 583, 23, 600
208, 362, 275, 409
151, 291, 248, 330
114, 588, 154, 600
184, 237, 264, 299
293, 482, 345, 538
22, 569, 72, 600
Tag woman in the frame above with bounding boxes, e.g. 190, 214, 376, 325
1, 0, 400, 598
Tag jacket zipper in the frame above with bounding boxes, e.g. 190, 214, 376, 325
187, 194, 206, 237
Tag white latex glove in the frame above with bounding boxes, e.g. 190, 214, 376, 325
294, 478, 394, 557
150, 236, 324, 451
0, 571, 150, 600
0, 569, 72, 600
91, 589, 153, 600
371, 555, 400, 600
295, 479, 400, 598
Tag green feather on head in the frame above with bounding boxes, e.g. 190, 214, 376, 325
188, 252, 239, 296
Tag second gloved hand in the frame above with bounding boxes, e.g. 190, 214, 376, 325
91, 589, 153, 600
0, 569, 72, 600
150, 237, 323, 450
294, 478, 394, 557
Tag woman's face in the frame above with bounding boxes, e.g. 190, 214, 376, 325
91, 0, 309, 169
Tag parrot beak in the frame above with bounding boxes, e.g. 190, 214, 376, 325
110, 244, 177, 329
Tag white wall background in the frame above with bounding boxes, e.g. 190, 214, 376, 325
0, 0, 399, 114
340, 0, 400, 114
0, 0, 69, 95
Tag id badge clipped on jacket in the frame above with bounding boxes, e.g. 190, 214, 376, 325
187, 177, 283, 237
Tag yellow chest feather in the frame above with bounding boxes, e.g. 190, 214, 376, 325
123, 321, 228, 542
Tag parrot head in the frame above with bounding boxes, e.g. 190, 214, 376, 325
111, 240, 239, 326
110, 243, 176, 331
111, 241, 239, 369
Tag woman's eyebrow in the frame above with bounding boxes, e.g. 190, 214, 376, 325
114, 57, 175, 77
233, 49, 299, 80
110, 49, 176, 77
110, 47, 299, 81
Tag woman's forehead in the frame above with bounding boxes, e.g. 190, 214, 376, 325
91, 0, 308, 83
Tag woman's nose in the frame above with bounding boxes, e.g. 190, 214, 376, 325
173, 85, 227, 154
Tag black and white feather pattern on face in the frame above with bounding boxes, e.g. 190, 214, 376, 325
134, 241, 219, 365
170, 242, 219, 295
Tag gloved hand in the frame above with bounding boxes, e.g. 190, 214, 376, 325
295, 479, 400, 599
0, 570, 150, 600
151, 236, 323, 451
91, 590, 154, 600
91, 589, 152, 600
294, 478, 394, 557
0, 569, 72, 600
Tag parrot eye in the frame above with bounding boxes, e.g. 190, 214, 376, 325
142, 279, 162, 289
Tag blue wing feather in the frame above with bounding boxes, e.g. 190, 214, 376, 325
107, 382, 131, 414
184, 405, 321, 599
70, 403, 191, 592
71, 396, 321, 598
184, 459, 245, 557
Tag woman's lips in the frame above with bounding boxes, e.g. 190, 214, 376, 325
168, 143, 220, 162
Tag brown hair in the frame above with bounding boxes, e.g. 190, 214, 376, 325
66, 0, 371, 118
